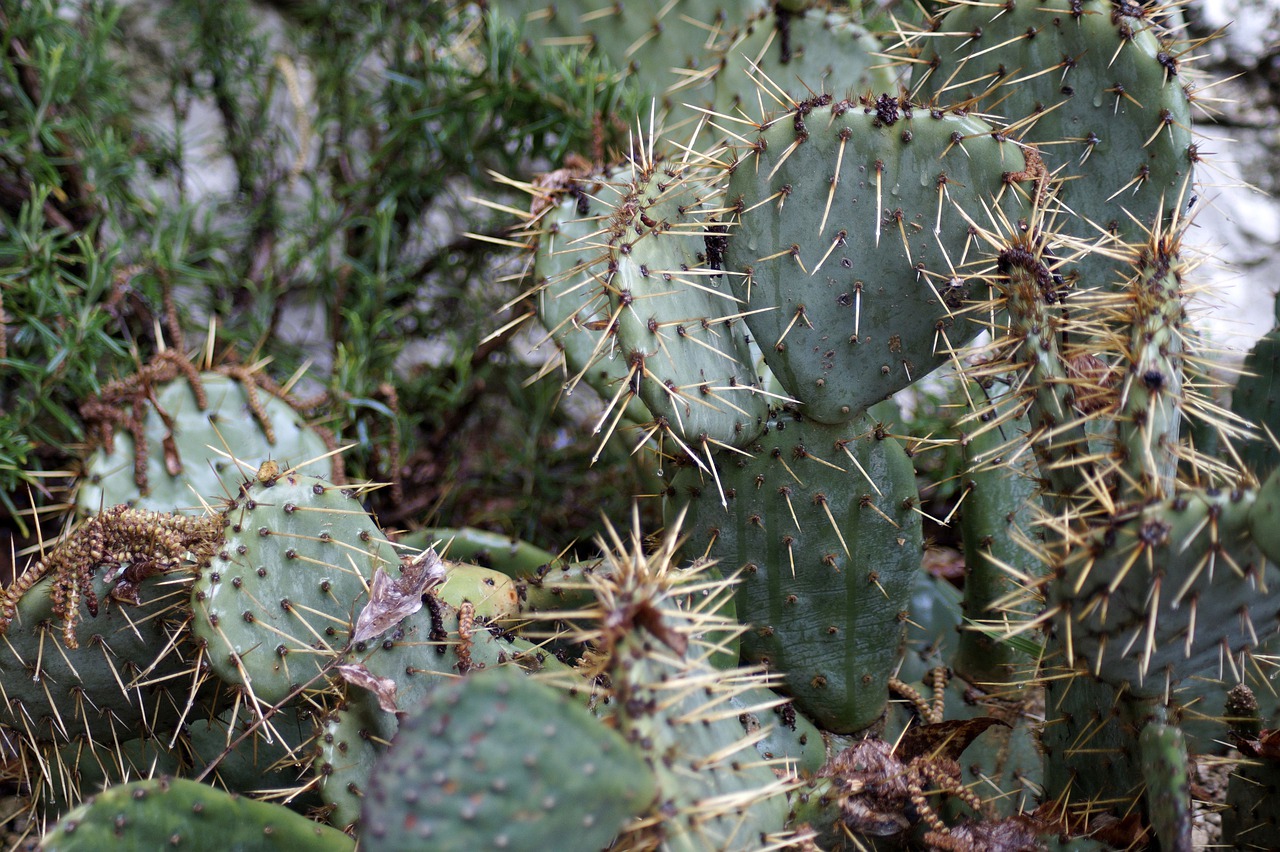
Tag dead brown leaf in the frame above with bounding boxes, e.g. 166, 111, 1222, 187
335, 662, 399, 713
350, 546, 446, 646
896, 717, 1008, 764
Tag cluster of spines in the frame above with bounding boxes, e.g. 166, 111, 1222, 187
565, 512, 800, 850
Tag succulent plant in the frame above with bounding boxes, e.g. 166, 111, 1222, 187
673, 408, 922, 733
40, 777, 353, 852
78, 366, 334, 517
8, 1, 1280, 849
360, 665, 654, 852
190, 469, 398, 707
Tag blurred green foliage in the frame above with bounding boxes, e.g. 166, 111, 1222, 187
0, 0, 647, 543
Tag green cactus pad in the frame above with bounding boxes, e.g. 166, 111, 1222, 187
314, 593, 574, 829
612, 638, 794, 850
399, 526, 561, 576
190, 471, 399, 705
1250, 468, 1280, 566
186, 704, 318, 805
43, 734, 184, 815
1040, 675, 1163, 825
1113, 230, 1189, 501
729, 682, 828, 777
1232, 293, 1280, 476
40, 777, 353, 852
954, 404, 1042, 687
0, 571, 191, 748
671, 407, 922, 733
436, 560, 520, 621
724, 97, 1032, 422
534, 156, 769, 449
1139, 722, 1192, 852
1050, 486, 1280, 696
396, 527, 610, 616
531, 167, 654, 427
714, 8, 897, 118
511, 0, 768, 117
1221, 685, 1280, 849
906, 0, 1196, 293
77, 371, 330, 516
360, 665, 654, 852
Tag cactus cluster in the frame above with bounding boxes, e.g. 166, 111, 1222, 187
7, 1, 1280, 850
505, 0, 1280, 848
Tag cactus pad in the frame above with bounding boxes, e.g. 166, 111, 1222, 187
191, 470, 398, 706
672, 407, 922, 733
724, 97, 1033, 422
360, 665, 654, 852
40, 777, 353, 851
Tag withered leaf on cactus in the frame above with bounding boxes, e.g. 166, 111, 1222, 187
1234, 729, 1280, 761
350, 546, 447, 646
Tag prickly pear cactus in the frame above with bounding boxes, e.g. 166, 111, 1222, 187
185, 704, 319, 806
532, 155, 768, 451
510, 0, 769, 115
531, 164, 653, 428
580, 517, 797, 850
39, 777, 353, 851
78, 371, 331, 516
714, 8, 897, 118
190, 467, 399, 706
360, 665, 654, 852
1139, 723, 1192, 851
672, 408, 922, 733
1223, 685, 1280, 850
1232, 292, 1280, 476
901, 0, 1196, 293
954, 403, 1041, 688
723, 95, 1034, 422
0, 569, 192, 749
400, 525, 561, 576
1049, 486, 1280, 697
729, 681, 828, 777
314, 578, 573, 829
